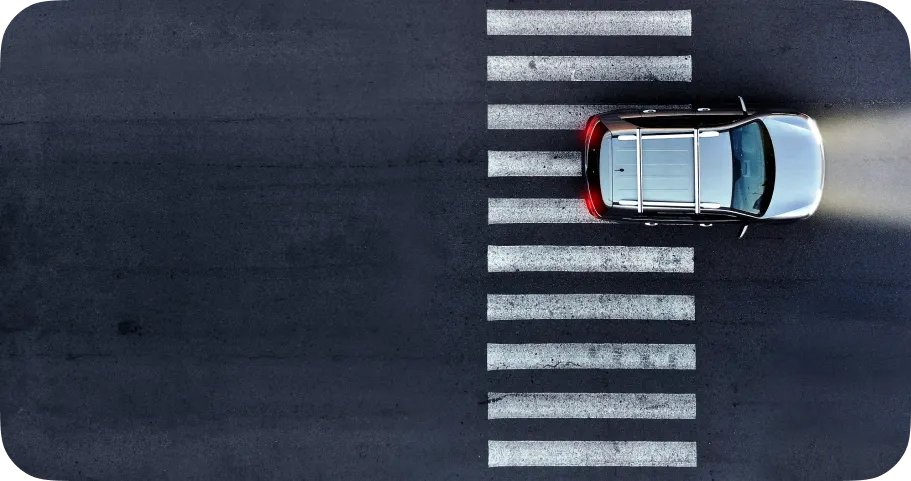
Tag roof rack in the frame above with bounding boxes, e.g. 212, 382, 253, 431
616, 127, 721, 214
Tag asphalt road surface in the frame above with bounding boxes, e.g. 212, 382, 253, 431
1, 0, 911, 480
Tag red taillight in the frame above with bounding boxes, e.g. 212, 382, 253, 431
582, 119, 597, 145
583, 189, 599, 218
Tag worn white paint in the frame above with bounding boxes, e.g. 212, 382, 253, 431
487, 245, 694, 273
488, 151, 581, 177
488, 198, 600, 224
487, 10, 692, 36
487, 294, 695, 321
487, 392, 696, 419
488, 440, 698, 467
488, 56, 692, 82
487, 343, 696, 370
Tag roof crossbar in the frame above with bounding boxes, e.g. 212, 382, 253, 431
693, 128, 701, 214
635, 128, 643, 214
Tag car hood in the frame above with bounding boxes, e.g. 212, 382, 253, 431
761, 115, 825, 220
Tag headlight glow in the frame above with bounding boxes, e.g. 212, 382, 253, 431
807, 117, 824, 146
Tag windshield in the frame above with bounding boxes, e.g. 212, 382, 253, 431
730, 121, 775, 215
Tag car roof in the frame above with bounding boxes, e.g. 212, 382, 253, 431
599, 128, 735, 213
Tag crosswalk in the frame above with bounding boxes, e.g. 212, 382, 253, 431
485, 6, 697, 470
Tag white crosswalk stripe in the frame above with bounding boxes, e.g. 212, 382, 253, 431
489, 441, 698, 467
488, 56, 692, 82
488, 245, 694, 273
487, 294, 695, 321
487, 343, 697, 370
487, 151, 581, 177
487, 104, 690, 130
487, 392, 696, 419
487, 10, 692, 37
488, 198, 600, 224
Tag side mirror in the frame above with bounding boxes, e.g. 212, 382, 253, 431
738, 225, 749, 239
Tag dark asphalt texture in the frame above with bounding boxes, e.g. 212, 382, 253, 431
1, 0, 910, 479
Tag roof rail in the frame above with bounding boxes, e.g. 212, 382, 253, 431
618, 200, 721, 209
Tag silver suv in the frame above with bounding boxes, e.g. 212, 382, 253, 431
584, 98, 825, 237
